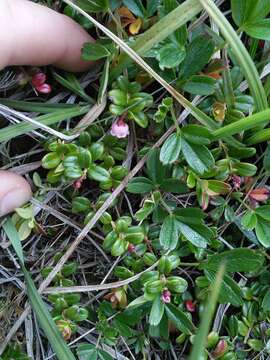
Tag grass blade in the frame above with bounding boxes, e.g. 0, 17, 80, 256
0, 105, 89, 142
2, 219, 76, 360
212, 108, 270, 139
199, 0, 268, 111
189, 264, 225, 360
0, 98, 84, 113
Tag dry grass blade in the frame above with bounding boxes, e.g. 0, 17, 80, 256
73, 96, 106, 133
43, 261, 159, 294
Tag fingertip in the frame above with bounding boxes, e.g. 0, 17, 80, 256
0, 170, 32, 217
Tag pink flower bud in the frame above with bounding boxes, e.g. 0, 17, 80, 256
127, 243, 135, 253
31, 72, 46, 87
161, 289, 171, 303
231, 175, 242, 189
36, 83, 52, 94
110, 118, 129, 138
212, 339, 228, 358
185, 299, 196, 312
73, 180, 82, 190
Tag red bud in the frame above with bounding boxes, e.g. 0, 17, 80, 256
31, 72, 46, 87
185, 300, 196, 312
36, 83, 52, 94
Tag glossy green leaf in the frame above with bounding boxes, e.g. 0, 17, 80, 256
160, 215, 179, 250
179, 35, 215, 79
205, 271, 243, 306
149, 296, 165, 326
160, 133, 182, 164
165, 303, 195, 334
177, 222, 209, 248
82, 42, 111, 61
88, 165, 110, 182
202, 248, 264, 272
127, 177, 155, 193
255, 218, 270, 247
157, 42, 186, 70
182, 75, 216, 96
181, 139, 214, 175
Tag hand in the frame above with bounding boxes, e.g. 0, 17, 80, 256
0, 0, 94, 216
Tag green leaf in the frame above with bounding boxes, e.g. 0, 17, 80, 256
205, 271, 243, 306
154, 97, 173, 123
77, 344, 98, 360
262, 290, 270, 312
182, 124, 212, 145
157, 42, 186, 70
127, 177, 155, 193
181, 139, 214, 175
182, 75, 216, 96
179, 35, 215, 79
231, 0, 254, 27
98, 349, 114, 360
53, 72, 93, 103
149, 296, 165, 326
177, 222, 209, 248
165, 303, 195, 334
18, 221, 32, 241
160, 179, 188, 194
160, 133, 182, 164
42, 152, 61, 170
202, 249, 264, 272
123, 0, 145, 17
243, 19, 270, 40
82, 42, 112, 61
232, 0, 270, 26
241, 211, 257, 230
255, 218, 270, 247
15, 206, 34, 220
135, 198, 156, 221
160, 215, 179, 250
3, 219, 76, 360
128, 111, 148, 128
88, 165, 110, 182
146, 148, 166, 184
255, 206, 270, 221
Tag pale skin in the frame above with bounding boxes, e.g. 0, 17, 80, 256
0, 0, 95, 216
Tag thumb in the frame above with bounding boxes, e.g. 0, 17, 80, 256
0, 171, 32, 217
1, 0, 94, 72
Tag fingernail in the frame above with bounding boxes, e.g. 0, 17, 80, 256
0, 188, 32, 217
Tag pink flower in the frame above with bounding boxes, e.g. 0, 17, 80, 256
31, 72, 52, 94
161, 289, 171, 303
36, 83, 52, 94
231, 175, 242, 189
31, 72, 46, 87
185, 299, 196, 312
110, 118, 129, 138
73, 179, 82, 190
